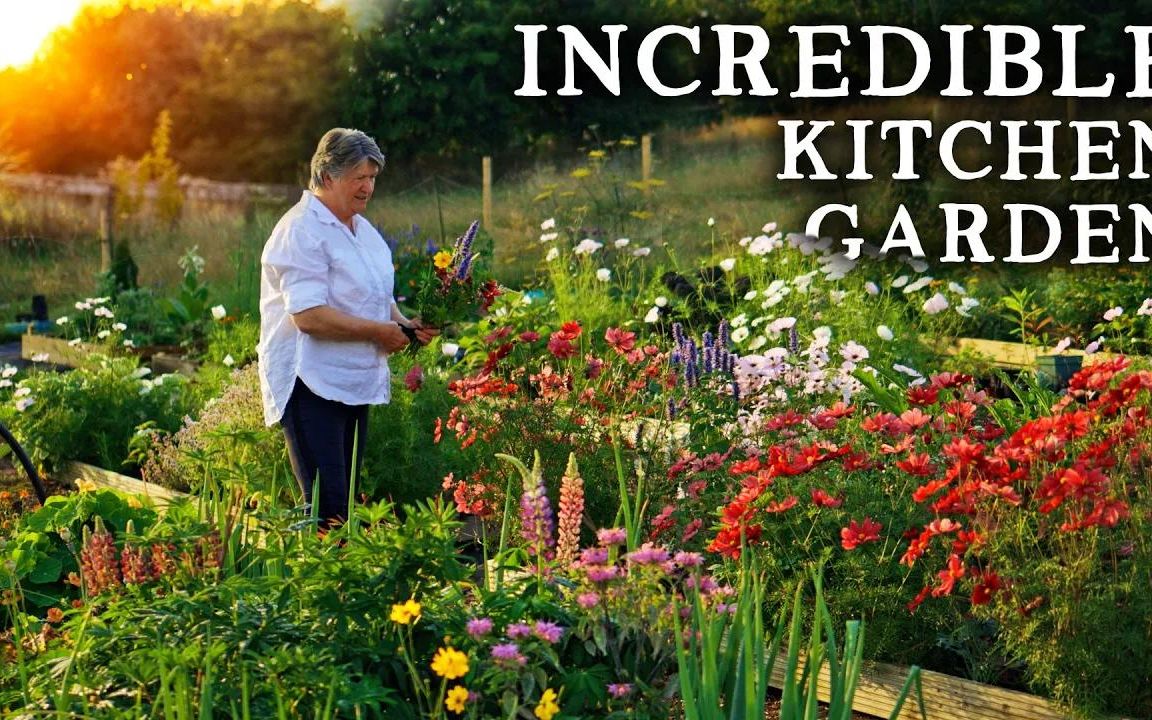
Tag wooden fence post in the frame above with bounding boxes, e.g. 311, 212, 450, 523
482, 156, 492, 230
99, 186, 115, 274
641, 134, 652, 183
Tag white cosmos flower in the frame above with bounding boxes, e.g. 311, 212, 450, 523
893, 363, 923, 378
731, 326, 750, 343
707, 217, 715, 227
903, 276, 933, 294
573, 239, 603, 255
644, 306, 661, 323
829, 290, 846, 305
743, 290, 758, 301
719, 258, 736, 272
93, 306, 114, 318
922, 293, 949, 315
97, 330, 111, 339
1103, 306, 1123, 321
730, 313, 747, 328
14, 387, 31, 398
614, 238, 630, 248
891, 275, 910, 289
441, 342, 460, 357
876, 325, 894, 341
767, 317, 796, 334
56, 316, 69, 325
133, 367, 152, 378
15, 397, 33, 412
955, 297, 980, 317
654, 296, 668, 308
948, 282, 967, 295
1, 366, 15, 378
541, 217, 556, 230
112, 322, 127, 332
539, 232, 558, 243
864, 281, 880, 296
545, 247, 560, 262
1138, 298, 1152, 316
30, 353, 49, 363
74, 301, 91, 311
211, 305, 227, 320
596, 268, 611, 282
123, 339, 135, 348
748, 335, 767, 351
68, 338, 82, 347
0, 379, 10, 389
1085, 337, 1104, 355
223, 354, 235, 367
905, 258, 929, 273
632, 247, 651, 257
763, 222, 777, 233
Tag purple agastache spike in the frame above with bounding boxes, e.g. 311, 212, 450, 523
670, 350, 681, 367
703, 346, 714, 374
456, 250, 474, 280
788, 325, 800, 355
731, 379, 740, 401
702, 331, 714, 350
718, 320, 730, 348
672, 322, 685, 348
667, 398, 677, 419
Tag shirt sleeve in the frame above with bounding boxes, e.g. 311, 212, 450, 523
263, 222, 329, 314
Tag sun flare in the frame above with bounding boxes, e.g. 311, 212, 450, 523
0, 1, 92, 69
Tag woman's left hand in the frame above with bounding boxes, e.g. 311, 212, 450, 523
407, 318, 441, 346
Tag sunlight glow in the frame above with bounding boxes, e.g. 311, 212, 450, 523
0, 1, 90, 69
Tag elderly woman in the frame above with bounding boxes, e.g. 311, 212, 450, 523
258, 128, 436, 526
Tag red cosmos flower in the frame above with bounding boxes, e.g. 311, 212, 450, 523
558, 320, 582, 340
682, 518, 703, 543
519, 331, 540, 343
926, 518, 961, 535
404, 364, 424, 392
906, 385, 939, 406
929, 372, 973, 390
1068, 356, 1130, 392
765, 410, 807, 431
433, 417, 443, 443
861, 412, 899, 434
880, 436, 915, 455
479, 279, 502, 313
604, 327, 637, 354
811, 488, 843, 508
942, 436, 985, 464
547, 333, 577, 359
585, 355, 605, 379
900, 408, 932, 429
729, 457, 762, 476
484, 326, 512, 344
970, 570, 1003, 605
932, 553, 966, 597
841, 517, 882, 550
763, 496, 798, 513
896, 452, 937, 477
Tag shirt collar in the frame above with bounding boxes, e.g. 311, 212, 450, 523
303, 190, 359, 231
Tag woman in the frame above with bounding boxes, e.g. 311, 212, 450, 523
258, 128, 436, 526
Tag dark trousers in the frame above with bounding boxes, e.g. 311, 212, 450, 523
280, 377, 369, 525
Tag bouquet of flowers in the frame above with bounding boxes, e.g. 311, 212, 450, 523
409, 220, 500, 331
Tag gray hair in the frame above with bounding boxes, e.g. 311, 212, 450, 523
308, 128, 386, 192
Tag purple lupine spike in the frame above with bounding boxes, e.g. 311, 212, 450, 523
460, 220, 479, 257
687, 338, 698, 364
670, 350, 681, 367
702, 331, 714, 350
519, 477, 555, 558
703, 346, 715, 374
456, 250, 474, 280
788, 326, 800, 355
718, 320, 730, 348
672, 322, 685, 348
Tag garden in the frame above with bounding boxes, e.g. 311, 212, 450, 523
2, 137, 1151, 720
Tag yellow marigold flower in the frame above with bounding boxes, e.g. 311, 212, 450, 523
445, 685, 469, 714
390, 599, 421, 625
433, 251, 453, 270
534, 688, 560, 720
588, 150, 607, 159
431, 646, 469, 679
569, 167, 591, 179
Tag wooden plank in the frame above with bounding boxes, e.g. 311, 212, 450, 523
150, 352, 199, 377
21, 333, 101, 368
768, 651, 1077, 720
58, 461, 186, 507
932, 336, 1124, 370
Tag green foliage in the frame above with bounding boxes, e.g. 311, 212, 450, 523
0, 356, 192, 472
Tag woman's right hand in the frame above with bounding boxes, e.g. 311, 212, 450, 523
375, 322, 410, 353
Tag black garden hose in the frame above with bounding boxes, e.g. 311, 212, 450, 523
0, 419, 47, 504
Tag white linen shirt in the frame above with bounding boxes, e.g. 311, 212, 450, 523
258, 191, 394, 426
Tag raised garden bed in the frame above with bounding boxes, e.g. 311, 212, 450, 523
21, 332, 200, 377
